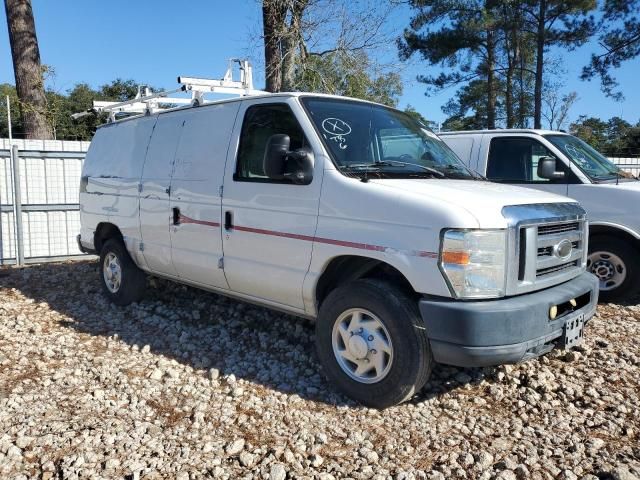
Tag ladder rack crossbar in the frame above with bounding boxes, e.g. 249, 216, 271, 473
70, 59, 265, 123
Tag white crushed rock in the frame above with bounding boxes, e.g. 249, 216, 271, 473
0, 261, 638, 479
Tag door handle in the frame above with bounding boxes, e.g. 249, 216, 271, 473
172, 207, 180, 225
224, 211, 233, 230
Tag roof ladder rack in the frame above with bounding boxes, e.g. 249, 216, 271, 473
179, 58, 262, 105
71, 59, 264, 123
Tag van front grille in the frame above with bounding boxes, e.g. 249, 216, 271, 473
537, 222, 580, 235
502, 203, 587, 296
537, 260, 580, 277
515, 219, 586, 292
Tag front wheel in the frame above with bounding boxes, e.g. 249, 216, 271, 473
315, 279, 432, 408
99, 239, 147, 306
588, 236, 640, 302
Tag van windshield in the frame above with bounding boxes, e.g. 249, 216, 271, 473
544, 134, 634, 181
300, 97, 476, 180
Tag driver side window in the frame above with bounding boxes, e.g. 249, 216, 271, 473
487, 137, 575, 183
235, 104, 307, 182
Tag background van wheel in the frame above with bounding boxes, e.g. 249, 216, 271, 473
588, 236, 640, 302
99, 239, 146, 306
315, 279, 432, 408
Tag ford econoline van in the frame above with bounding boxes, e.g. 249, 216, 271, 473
78, 95, 598, 407
440, 129, 640, 301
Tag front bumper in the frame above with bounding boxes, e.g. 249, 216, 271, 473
76, 234, 96, 255
419, 272, 599, 367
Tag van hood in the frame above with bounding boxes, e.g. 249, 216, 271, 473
593, 179, 640, 192
370, 179, 577, 228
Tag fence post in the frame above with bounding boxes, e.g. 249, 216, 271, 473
11, 144, 24, 266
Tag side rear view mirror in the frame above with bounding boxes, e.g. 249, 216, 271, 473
537, 156, 565, 180
264, 134, 314, 185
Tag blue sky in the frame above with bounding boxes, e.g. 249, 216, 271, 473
1, 0, 638, 127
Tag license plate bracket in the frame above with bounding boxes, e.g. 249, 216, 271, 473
563, 313, 585, 349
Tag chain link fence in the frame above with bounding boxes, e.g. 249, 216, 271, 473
0, 138, 92, 265
609, 157, 640, 177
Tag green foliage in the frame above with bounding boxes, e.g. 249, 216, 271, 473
570, 115, 640, 155
403, 105, 438, 129
400, 0, 597, 129
399, 0, 499, 119
441, 79, 500, 130
294, 51, 403, 107
0, 83, 22, 138
581, 0, 640, 99
99, 79, 141, 102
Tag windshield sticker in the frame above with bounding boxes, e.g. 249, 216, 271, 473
564, 144, 589, 166
322, 117, 351, 150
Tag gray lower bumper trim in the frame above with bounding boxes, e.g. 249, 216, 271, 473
430, 328, 562, 367
419, 272, 599, 367
76, 234, 96, 255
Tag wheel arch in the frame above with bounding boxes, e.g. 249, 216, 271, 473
314, 255, 417, 311
94, 222, 124, 253
589, 223, 640, 251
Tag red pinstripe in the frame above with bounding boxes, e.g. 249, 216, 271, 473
178, 214, 220, 228
177, 215, 437, 258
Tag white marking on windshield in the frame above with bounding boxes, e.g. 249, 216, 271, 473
322, 117, 352, 150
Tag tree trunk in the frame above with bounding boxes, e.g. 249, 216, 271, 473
505, 67, 513, 128
518, 50, 527, 127
281, 0, 308, 92
533, 0, 546, 129
505, 25, 519, 128
486, 29, 496, 130
262, 0, 288, 93
4, 0, 52, 139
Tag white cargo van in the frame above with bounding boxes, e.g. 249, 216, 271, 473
78, 93, 598, 407
440, 129, 640, 301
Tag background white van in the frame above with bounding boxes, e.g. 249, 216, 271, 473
441, 129, 640, 301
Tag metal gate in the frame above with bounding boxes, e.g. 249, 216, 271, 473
610, 157, 640, 178
0, 138, 92, 265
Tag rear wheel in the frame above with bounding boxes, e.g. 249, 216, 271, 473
588, 236, 640, 302
99, 239, 146, 306
315, 279, 432, 408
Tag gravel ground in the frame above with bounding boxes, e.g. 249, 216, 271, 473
0, 261, 639, 480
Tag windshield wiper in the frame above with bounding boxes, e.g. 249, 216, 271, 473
438, 163, 484, 180
341, 161, 445, 178
376, 160, 446, 177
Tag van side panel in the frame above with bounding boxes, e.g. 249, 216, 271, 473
139, 112, 186, 275
169, 102, 241, 289
440, 135, 477, 170
220, 98, 326, 310
303, 169, 461, 314
80, 116, 157, 255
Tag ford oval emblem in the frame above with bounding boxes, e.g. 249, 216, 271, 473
554, 239, 573, 260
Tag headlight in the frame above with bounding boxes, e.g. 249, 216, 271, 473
439, 229, 507, 299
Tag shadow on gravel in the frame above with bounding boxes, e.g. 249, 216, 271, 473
607, 293, 640, 307
4, 261, 525, 407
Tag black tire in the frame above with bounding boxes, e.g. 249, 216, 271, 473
315, 279, 432, 408
99, 238, 147, 306
588, 236, 640, 302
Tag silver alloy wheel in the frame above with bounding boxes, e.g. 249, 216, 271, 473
588, 251, 627, 291
103, 252, 122, 293
331, 308, 393, 384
